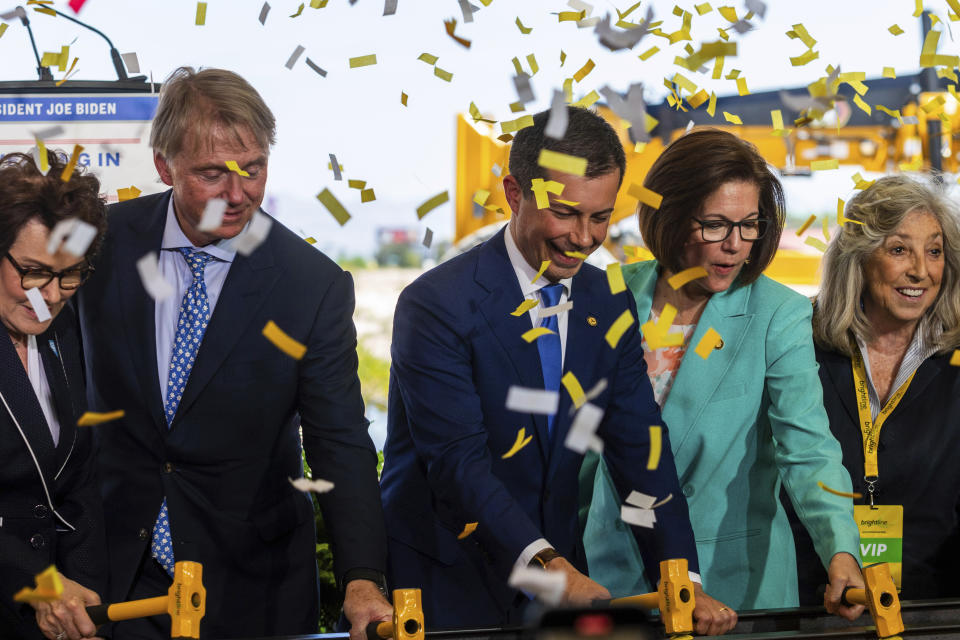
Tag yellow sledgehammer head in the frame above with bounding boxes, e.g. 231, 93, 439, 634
841, 563, 903, 639
167, 561, 206, 639
658, 558, 695, 635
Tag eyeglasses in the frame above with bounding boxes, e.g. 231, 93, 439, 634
4, 253, 94, 290
693, 217, 769, 243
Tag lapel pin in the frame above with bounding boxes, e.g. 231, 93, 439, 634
587, 316, 598, 327
715, 338, 724, 350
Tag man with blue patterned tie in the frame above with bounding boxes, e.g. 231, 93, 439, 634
76, 67, 391, 639
379, 107, 721, 629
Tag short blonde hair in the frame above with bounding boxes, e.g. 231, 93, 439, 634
150, 66, 276, 159
813, 175, 960, 356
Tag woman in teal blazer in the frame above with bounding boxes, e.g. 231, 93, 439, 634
581, 130, 862, 616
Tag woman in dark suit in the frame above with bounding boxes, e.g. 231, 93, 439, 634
0, 151, 108, 640
793, 175, 960, 599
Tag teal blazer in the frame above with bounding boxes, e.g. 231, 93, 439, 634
580, 260, 860, 610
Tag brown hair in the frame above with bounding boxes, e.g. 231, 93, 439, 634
638, 128, 785, 285
814, 175, 960, 356
150, 66, 276, 159
0, 150, 107, 259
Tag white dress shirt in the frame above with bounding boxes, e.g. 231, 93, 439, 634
155, 197, 237, 403
27, 334, 60, 446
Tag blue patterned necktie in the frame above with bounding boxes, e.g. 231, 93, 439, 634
152, 248, 216, 576
537, 283, 564, 439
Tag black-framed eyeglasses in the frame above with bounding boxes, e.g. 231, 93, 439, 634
693, 217, 769, 243
4, 253, 94, 290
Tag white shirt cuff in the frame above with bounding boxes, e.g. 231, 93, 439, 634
515, 537, 552, 573
689, 571, 702, 585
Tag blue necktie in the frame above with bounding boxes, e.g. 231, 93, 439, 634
537, 283, 564, 439
152, 248, 216, 576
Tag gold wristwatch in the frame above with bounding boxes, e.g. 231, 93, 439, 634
528, 547, 561, 569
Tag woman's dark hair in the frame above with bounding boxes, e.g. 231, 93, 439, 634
638, 128, 786, 285
0, 149, 107, 259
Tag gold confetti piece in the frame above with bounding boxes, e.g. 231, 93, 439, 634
538, 149, 587, 176
822, 215, 831, 242
0, 23, 8, 38
796, 214, 817, 236
888, 24, 903, 35
717, 27, 729, 41
667, 266, 708, 290
14, 566, 63, 603
723, 111, 742, 125
573, 59, 595, 83
527, 53, 539, 75
707, 91, 717, 117
530, 178, 564, 208
305, 237, 317, 244
418, 52, 438, 64
416, 191, 449, 219
560, 50, 566, 65
628, 183, 663, 209
501, 114, 534, 134
949, 349, 960, 366
712, 54, 725, 79
473, 189, 490, 205
117, 186, 141, 202
511, 299, 539, 316
360, 189, 376, 203
77, 410, 125, 427
725, 68, 741, 80
851, 173, 875, 191
647, 426, 662, 470
688, 89, 709, 108
502, 427, 534, 458
790, 48, 819, 67
876, 104, 903, 123
571, 90, 600, 109
639, 46, 659, 60
558, 10, 584, 21
225, 160, 249, 177
852, 94, 871, 115
641, 304, 684, 349
606, 263, 626, 294
290, 2, 304, 17
316, 188, 351, 226
401, 91, 408, 106
349, 54, 377, 68
310, 0, 328, 7
736, 77, 749, 96
817, 480, 862, 499
532, 261, 550, 284
444, 18, 471, 48
457, 522, 479, 539
694, 327, 722, 359
771, 109, 785, 132
522, 326, 556, 343
695, 2, 712, 14
672, 72, 697, 95
913, 0, 923, 18
554, 199, 579, 206
811, 158, 839, 171
804, 236, 828, 252
60, 145, 83, 183
623, 246, 654, 261
195, 2, 207, 25
349, 179, 367, 190
563, 251, 587, 260
561, 371, 586, 409
434, 66, 453, 82
515, 16, 532, 34
605, 309, 635, 349
718, 5, 738, 22
262, 320, 307, 360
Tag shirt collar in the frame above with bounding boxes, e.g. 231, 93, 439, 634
160, 196, 237, 263
503, 224, 572, 299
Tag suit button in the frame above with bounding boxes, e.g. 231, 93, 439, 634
138, 528, 149, 540
163, 462, 173, 473
34, 504, 48, 519
682, 484, 695, 497
30, 533, 45, 549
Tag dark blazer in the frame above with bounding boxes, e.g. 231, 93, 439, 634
379, 229, 699, 629
790, 344, 960, 601
0, 307, 106, 640
76, 191, 386, 638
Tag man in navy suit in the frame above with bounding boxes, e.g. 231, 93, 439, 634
380, 107, 733, 633
77, 67, 391, 639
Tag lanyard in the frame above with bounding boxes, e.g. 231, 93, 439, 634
850, 348, 915, 506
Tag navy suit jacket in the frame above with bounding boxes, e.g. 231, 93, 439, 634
76, 191, 386, 638
0, 307, 106, 640
379, 229, 698, 628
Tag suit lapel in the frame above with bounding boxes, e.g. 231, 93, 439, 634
38, 332, 77, 476
116, 192, 168, 432
819, 350, 859, 426
0, 332, 56, 477
475, 230, 551, 461
172, 219, 281, 424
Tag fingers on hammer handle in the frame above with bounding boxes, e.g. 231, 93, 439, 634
86, 603, 111, 627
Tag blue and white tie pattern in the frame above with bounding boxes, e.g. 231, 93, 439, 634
151, 248, 216, 576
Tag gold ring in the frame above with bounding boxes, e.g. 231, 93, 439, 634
718, 607, 728, 612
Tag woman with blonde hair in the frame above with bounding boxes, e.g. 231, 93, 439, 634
792, 174, 960, 599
